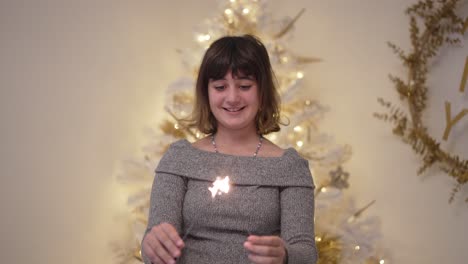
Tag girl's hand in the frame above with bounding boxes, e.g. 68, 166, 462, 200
244, 235, 287, 264
142, 222, 185, 264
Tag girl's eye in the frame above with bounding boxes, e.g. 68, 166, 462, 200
240, 85, 252, 90
214, 86, 225, 91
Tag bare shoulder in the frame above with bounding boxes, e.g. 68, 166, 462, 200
259, 138, 285, 157
191, 136, 212, 152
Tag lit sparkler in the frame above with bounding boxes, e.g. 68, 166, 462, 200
208, 176, 231, 198
182, 176, 231, 241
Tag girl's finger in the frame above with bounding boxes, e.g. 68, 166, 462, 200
244, 241, 282, 257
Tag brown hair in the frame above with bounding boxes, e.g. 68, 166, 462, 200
184, 34, 281, 135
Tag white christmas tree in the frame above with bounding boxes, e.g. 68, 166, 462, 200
112, 1, 389, 263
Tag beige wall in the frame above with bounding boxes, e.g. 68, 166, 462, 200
1, 0, 467, 263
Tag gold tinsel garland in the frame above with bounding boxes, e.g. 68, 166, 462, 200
374, 0, 468, 203
316, 235, 342, 264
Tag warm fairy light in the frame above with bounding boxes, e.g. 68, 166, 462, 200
305, 100, 311, 106
229, 0, 235, 2
174, 123, 180, 129
196, 132, 201, 138
321, 187, 327, 193
197, 34, 211, 42
296, 71, 304, 79
380, 260, 385, 264
315, 236, 322, 242
209, 176, 230, 198
281, 56, 289, 63
225, 9, 233, 15
296, 140, 303, 147
354, 245, 360, 251
242, 8, 250, 14
293, 126, 302, 132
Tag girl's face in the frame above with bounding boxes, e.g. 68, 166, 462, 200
208, 69, 259, 133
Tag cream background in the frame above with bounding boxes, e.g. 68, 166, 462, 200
1, 0, 467, 263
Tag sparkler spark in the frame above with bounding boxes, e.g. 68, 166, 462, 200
208, 176, 230, 198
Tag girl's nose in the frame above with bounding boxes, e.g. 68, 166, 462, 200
226, 86, 240, 103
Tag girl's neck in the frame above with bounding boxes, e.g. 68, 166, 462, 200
214, 126, 259, 144
212, 126, 261, 155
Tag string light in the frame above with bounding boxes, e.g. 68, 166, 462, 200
354, 245, 360, 251
315, 236, 322, 242
296, 71, 304, 79
293, 126, 302, 132
296, 140, 303, 147
225, 9, 233, 15
380, 260, 385, 264
242, 8, 250, 14
174, 124, 180, 129
321, 187, 327, 193
229, 0, 235, 2
197, 34, 211, 42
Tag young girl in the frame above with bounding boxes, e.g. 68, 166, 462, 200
141, 34, 317, 264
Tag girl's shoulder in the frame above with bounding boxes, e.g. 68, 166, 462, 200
258, 138, 285, 158
190, 136, 213, 152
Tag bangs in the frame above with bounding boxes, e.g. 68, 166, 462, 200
203, 39, 258, 80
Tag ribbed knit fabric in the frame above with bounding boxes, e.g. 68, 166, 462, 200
142, 139, 318, 264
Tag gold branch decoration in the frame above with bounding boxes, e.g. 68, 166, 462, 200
374, 0, 468, 203
315, 234, 342, 264
273, 8, 306, 39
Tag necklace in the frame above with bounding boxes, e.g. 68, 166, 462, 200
211, 134, 263, 157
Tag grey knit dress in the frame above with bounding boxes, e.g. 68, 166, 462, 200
142, 139, 318, 264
